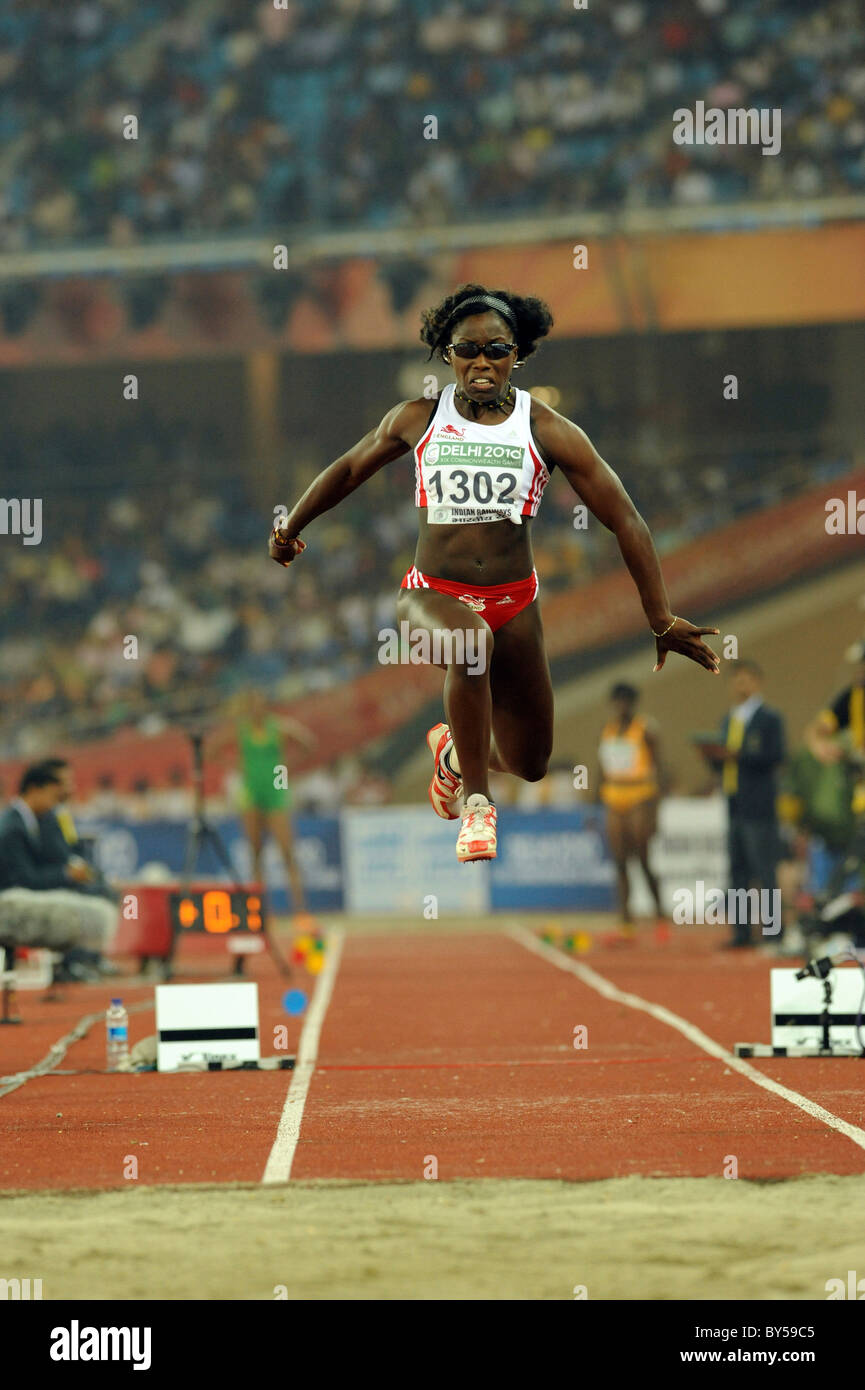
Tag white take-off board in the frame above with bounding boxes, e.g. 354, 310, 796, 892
155, 982, 260, 1071
771, 967, 865, 1051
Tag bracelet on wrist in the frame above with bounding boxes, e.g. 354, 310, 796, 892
651, 614, 678, 639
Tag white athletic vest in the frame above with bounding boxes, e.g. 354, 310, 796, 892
414, 384, 550, 525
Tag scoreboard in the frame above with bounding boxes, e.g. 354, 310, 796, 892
168, 889, 265, 936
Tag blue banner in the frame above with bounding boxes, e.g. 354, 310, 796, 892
491, 807, 616, 911
80, 815, 343, 913
341, 807, 489, 914
79, 807, 620, 914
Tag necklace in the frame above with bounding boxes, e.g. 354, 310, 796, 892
454, 383, 515, 413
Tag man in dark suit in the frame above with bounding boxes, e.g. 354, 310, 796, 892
0, 765, 91, 892
35, 757, 117, 981
717, 660, 786, 947
0, 765, 116, 954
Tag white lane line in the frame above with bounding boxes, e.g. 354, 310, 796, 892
261, 927, 345, 1184
508, 926, 865, 1155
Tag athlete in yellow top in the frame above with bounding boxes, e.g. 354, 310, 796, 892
598, 683, 666, 936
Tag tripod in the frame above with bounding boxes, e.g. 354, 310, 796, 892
165, 731, 291, 980
182, 732, 237, 889
817, 974, 835, 1054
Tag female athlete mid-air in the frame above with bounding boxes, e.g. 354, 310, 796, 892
270, 285, 720, 863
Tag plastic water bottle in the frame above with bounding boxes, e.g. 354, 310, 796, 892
106, 998, 129, 1072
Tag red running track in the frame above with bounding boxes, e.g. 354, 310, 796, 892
2, 927, 864, 1191
288, 930, 865, 1182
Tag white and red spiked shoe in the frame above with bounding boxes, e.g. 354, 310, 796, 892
456, 794, 497, 862
426, 722, 463, 820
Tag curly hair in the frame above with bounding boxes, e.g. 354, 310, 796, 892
419, 283, 554, 363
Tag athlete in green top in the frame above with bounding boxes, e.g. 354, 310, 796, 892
209, 689, 315, 915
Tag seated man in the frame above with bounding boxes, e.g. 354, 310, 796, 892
35, 757, 118, 981
0, 764, 117, 959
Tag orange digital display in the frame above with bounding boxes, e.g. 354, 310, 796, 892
202, 889, 234, 933
169, 890, 265, 935
178, 898, 199, 928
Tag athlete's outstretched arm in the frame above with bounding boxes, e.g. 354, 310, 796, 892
532, 405, 720, 674
269, 399, 426, 565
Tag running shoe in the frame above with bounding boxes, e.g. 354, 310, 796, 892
456, 794, 497, 862
427, 722, 462, 820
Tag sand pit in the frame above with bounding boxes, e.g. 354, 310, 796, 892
2, 1173, 863, 1301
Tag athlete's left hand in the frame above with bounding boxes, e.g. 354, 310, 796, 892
653, 618, 720, 674
268, 524, 306, 566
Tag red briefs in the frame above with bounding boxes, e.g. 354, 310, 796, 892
401, 565, 539, 632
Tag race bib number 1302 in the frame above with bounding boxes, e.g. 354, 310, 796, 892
423, 440, 525, 522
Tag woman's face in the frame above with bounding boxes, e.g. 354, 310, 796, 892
247, 690, 266, 719
446, 310, 517, 404
611, 696, 636, 723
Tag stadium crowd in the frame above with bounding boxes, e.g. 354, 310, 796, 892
0, 0, 863, 251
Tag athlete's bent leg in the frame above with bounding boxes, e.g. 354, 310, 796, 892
396, 588, 494, 801
486, 601, 554, 782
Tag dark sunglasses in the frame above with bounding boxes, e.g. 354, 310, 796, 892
447, 340, 516, 360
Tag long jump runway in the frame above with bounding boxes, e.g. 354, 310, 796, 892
279, 925, 865, 1183
2, 921, 865, 1191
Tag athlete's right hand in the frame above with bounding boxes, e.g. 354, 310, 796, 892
269, 521, 306, 566
652, 616, 720, 674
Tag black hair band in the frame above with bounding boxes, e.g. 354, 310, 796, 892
448, 294, 518, 333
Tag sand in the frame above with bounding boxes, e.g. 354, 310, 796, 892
2, 1174, 863, 1301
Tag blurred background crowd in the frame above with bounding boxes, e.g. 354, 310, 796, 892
1, 0, 863, 251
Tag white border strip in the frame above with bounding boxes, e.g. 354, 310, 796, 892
261, 928, 345, 1184
509, 926, 865, 1154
